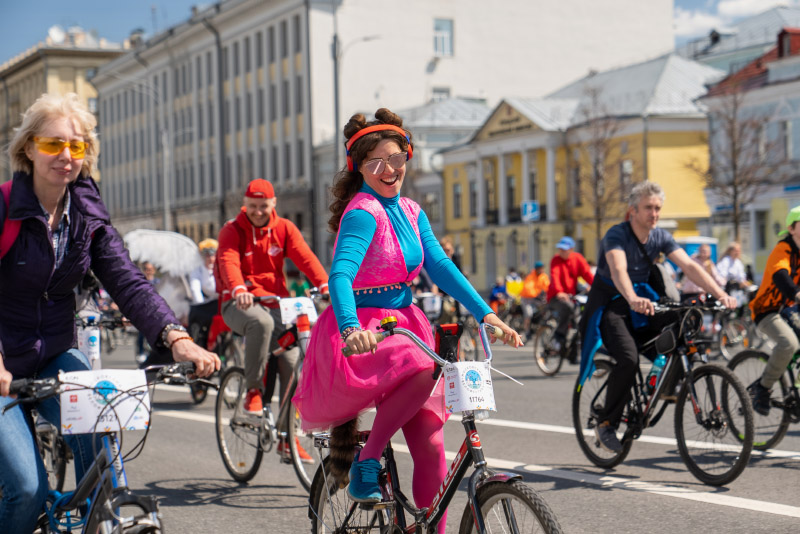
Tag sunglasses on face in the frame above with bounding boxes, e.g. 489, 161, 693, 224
33, 136, 88, 158
361, 151, 407, 175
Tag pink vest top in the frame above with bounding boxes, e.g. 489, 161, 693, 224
334, 192, 424, 290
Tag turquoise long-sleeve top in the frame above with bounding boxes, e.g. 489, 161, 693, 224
329, 184, 493, 332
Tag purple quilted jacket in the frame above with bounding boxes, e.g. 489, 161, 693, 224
0, 172, 178, 378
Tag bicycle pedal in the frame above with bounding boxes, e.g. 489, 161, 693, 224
359, 500, 394, 511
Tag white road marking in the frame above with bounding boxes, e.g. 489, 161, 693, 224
153, 409, 800, 518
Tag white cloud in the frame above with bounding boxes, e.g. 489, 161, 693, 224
674, 7, 724, 38
717, 0, 798, 19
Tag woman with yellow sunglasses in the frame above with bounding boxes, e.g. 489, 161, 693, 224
0, 93, 221, 534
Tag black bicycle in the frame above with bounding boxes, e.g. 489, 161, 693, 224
531, 295, 586, 376
573, 301, 754, 486
308, 318, 564, 533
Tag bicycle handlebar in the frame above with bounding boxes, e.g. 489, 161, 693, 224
652, 300, 728, 314
341, 322, 504, 363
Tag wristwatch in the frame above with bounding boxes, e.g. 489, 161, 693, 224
160, 323, 188, 346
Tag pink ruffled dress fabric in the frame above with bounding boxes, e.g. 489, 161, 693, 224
293, 193, 444, 431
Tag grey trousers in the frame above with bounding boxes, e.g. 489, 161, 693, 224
756, 312, 800, 389
222, 299, 299, 398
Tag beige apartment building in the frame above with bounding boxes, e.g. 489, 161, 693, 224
0, 26, 124, 178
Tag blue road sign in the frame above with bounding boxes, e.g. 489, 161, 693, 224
521, 200, 540, 222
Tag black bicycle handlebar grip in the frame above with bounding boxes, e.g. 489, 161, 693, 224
342, 331, 386, 357
9, 378, 30, 396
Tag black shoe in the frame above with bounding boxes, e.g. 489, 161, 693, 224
747, 379, 772, 416
594, 423, 623, 453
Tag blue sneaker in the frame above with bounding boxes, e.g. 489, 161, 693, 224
347, 452, 382, 503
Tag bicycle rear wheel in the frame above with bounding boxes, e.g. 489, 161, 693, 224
727, 350, 791, 450
288, 400, 321, 492
309, 458, 393, 534
215, 366, 264, 482
572, 360, 632, 468
674, 363, 753, 486
458, 480, 563, 534
532, 323, 564, 376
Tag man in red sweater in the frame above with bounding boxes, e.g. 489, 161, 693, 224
546, 236, 594, 360
217, 179, 328, 424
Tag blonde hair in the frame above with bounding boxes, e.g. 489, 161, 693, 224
8, 93, 99, 177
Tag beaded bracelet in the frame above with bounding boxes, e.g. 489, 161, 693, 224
168, 335, 194, 350
340, 326, 362, 342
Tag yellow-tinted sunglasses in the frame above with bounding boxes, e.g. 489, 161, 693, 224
33, 136, 88, 158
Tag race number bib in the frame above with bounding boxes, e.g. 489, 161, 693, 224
443, 361, 496, 414
59, 370, 150, 435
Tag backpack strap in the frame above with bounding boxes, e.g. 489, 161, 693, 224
0, 181, 21, 260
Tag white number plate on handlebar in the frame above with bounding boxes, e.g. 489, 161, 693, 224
443, 362, 496, 414
59, 369, 150, 435
279, 297, 318, 325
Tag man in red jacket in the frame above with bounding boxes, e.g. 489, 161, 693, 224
217, 179, 328, 427
546, 236, 594, 360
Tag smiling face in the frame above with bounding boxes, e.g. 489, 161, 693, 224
244, 196, 276, 227
24, 115, 85, 190
361, 139, 406, 197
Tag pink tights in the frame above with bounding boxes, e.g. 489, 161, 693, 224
359, 370, 447, 533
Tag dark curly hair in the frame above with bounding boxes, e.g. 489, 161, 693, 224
328, 108, 412, 233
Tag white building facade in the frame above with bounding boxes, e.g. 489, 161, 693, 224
92, 0, 674, 250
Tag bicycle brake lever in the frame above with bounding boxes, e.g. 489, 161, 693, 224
3, 397, 25, 414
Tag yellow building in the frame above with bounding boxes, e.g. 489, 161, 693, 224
441, 54, 725, 292
0, 26, 124, 178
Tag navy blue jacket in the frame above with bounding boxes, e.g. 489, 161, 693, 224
0, 171, 178, 378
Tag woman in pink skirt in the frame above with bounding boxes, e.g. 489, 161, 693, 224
292, 108, 520, 525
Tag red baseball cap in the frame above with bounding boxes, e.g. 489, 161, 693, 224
245, 179, 275, 199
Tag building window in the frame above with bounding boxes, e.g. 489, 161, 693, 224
206, 52, 213, 86
246, 93, 252, 128
296, 212, 303, 231
619, 159, 633, 200
258, 88, 265, 124
247, 151, 254, 179
423, 192, 441, 222
88, 97, 97, 114
197, 104, 204, 139
782, 120, 793, 160
284, 142, 292, 179
244, 36, 251, 72
434, 19, 454, 57
507, 175, 516, 213
453, 183, 462, 218
431, 87, 450, 102
236, 154, 243, 188
528, 168, 537, 201
293, 15, 302, 53
224, 101, 230, 134
572, 166, 582, 206
469, 181, 478, 217
268, 26, 275, 62
282, 80, 289, 117
208, 101, 214, 136
295, 75, 303, 113
297, 139, 304, 176
223, 46, 229, 80
256, 31, 263, 67
196, 56, 202, 88
270, 84, 277, 120
756, 210, 767, 250
235, 97, 241, 131
233, 41, 240, 77
272, 145, 279, 180
280, 20, 288, 58
259, 148, 266, 177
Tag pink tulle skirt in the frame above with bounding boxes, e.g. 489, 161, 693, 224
292, 305, 445, 431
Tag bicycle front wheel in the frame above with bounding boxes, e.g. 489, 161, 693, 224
458, 480, 563, 534
572, 360, 632, 468
727, 350, 791, 450
674, 363, 753, 486
288, 400, 321, 492
532, 323, 564, 376
718, 318, 751, 361
309, 459, 393, 534
215, 366, 263, 482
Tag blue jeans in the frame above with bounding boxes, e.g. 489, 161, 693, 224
0, 349, 103, 534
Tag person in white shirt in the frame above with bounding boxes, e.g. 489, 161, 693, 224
187, 238, 219, 351
717, 242, 748, 291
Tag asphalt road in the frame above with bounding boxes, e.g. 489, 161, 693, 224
84, 331, 800, 533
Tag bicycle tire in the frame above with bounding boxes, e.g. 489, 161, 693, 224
458, 480, 563, 534
727, 350, 792, 450
215, 366, 264, 483
718, 318, 751, 361
674, 363, 753, 486
532, 323, 564, 376
309, 458, 392, 534
572, 360, 632, 468
287, 399, 320, 492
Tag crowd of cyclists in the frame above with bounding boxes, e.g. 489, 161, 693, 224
1, 92, 799, 533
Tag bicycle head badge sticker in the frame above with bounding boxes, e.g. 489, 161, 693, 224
463, 369, 483, 391
92, 380, 118, 407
